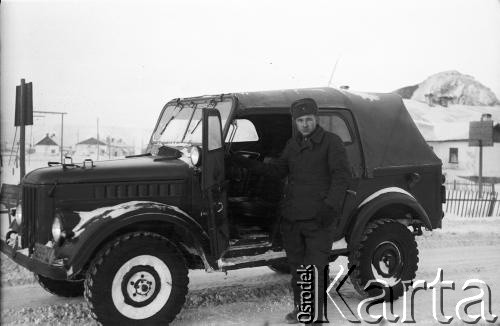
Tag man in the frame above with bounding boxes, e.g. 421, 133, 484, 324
234, 98, 350, 323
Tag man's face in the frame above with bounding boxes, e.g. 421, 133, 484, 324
295, 114, 317, 136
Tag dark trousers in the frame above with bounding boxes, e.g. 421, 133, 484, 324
281, 219, 334, 321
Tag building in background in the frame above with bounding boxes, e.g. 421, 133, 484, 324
74, 136, 134, 160
105, 136, 135, 158
34, 134, 59, 156
427, 123, 500, 183
75, 137, 106, 159
404, 99, 500, 183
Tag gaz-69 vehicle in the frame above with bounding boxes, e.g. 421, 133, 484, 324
1, 87, 445, 325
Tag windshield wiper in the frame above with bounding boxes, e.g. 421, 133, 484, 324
189, 119, 202, 135
125, 153, 152, 158
159, 104, 183, 136
180, 105, 198, 141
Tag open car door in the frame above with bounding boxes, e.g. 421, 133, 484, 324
202, 108, 229, 258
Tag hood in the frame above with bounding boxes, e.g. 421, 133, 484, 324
23, 156, 191, 185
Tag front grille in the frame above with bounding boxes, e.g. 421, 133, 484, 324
21, 185, 37, 252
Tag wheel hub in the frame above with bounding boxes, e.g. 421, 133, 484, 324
111, 254, 173, 320
130, 273, 154, 297
372, 241, 403, 279
121, 265, 161, 307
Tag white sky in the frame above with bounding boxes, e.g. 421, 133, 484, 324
1, 0, 500, 147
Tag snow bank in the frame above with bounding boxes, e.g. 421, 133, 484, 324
404, 99, 500, 141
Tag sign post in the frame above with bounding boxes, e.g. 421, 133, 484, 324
14, 79, 34, 181
469, 116, 494, 197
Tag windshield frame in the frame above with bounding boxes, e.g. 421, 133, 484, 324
147, 95, 235, 153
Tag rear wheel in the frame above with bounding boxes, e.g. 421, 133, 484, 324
84, 232, 188, 325
348, 219, 418, 301
36, 274, 84, 297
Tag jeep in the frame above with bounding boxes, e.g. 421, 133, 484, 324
1, 87, 445, 324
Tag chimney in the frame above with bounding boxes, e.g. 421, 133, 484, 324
481, 113, 492, 121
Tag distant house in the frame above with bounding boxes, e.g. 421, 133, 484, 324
34, 134, 59, 155
75, 137, 106, 158
424, 93, 455, 107
427, 122, 500, 182
105, 137, 135, 158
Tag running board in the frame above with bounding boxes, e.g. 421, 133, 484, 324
218, 250, 287, 270
217, 248, 349, 271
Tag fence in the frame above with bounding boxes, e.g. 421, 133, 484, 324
445, 181, 495, 193
444, 188, 499, 217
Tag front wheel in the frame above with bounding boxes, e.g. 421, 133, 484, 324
84, 232, 189, 325
348, 219, 418, 301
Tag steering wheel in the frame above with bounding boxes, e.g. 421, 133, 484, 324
234, 150, 261, 160
227, 150, 261, 188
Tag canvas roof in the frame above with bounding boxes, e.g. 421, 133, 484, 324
234, 87, 441, 176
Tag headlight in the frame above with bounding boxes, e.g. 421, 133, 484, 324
52, 216, 63, 242
190, 146, 201, 167
15, 204, 22, 225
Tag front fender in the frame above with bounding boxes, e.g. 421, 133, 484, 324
55, 201, 210, 276
347, 192, 431, 246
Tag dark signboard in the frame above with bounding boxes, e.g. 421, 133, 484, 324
14, 80, 34, 126
469, 120, 493, 147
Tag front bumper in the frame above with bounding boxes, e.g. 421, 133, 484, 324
0, 238, 67, 280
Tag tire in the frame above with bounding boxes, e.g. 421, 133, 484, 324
36, 274, 84, 297
84, 232, 189, 325
268, 261, 291, 274
348, 219, 418, 301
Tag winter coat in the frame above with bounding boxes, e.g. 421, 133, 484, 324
253, 125, 350, 222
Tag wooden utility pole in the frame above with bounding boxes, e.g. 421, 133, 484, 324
478, 139, 483, 197
61, 113, 64, 162
19, 80, 26, 179
469, 115, 493, 199
97, 118, 100, 160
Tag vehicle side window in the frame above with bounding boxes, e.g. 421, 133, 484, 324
318, 114, 353, 143
225, 119, 259, 143
208, 116, 222, 151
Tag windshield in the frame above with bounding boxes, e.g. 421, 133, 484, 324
150, 99, 232, 146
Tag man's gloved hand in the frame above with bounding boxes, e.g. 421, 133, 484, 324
317, 201, 339, 227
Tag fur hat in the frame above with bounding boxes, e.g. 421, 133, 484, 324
291, 98, 318, 119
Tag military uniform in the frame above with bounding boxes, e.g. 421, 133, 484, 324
254, 124, 350, 223
253, 125, 350, 316
242, 99, 350, 322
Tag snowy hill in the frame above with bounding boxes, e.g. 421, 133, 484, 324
395, 71, 499, 106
